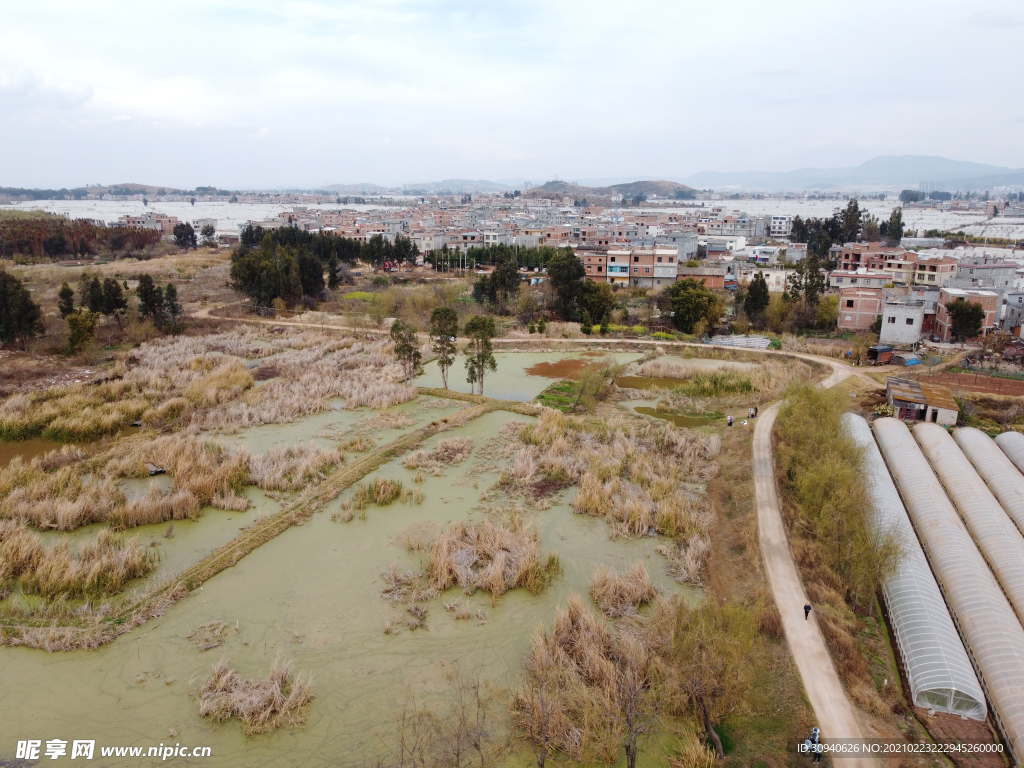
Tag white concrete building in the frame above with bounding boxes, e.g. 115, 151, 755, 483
879, 298, 926, 345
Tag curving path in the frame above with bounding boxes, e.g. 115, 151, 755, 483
753, 362, 878, 766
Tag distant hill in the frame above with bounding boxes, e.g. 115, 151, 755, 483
527, 179, 695, 200
684, 155, 1024, 192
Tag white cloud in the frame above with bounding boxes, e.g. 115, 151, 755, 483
0, 0, 1021, 187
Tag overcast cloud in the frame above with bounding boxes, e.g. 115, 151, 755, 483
1, 0, 1022, 189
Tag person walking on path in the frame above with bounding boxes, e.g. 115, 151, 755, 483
804, 603, 812, 620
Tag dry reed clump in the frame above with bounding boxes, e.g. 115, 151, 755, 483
356, 411, 415, 432
341, 435, 375, 452
401, 436, 474, 474
506, 408, 720, 583
246, 443, 342, 492
194, 655, 314, 736
346, 477, 405, 512
183, 359, 254, 406
510, 594, 619, 762
425, 519, 561, 598
589, 562, 657, 617
20, 529, 156, 601
187, 620, 235, 651
635, 359, 703, 379
656, 535, 712, 585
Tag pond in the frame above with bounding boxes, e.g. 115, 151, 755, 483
416, 351, 641, 401
0, 406, 699, 767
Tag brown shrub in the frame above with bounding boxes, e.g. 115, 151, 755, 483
589, 561, 657, 617
194, 655, 314, 735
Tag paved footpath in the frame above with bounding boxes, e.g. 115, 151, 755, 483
754, 363, 877, 768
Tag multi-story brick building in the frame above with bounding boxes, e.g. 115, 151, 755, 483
838, 287, 884, 331
934, 288, 999, 342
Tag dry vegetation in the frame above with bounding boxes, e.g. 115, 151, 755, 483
499, 409, 719, 584
402, 436, 474, 475
379, 518, 562, 617
776, 383, 905, 716
0, 521, 154, 601
0, 432, 340, 532
512, 593, 758, 766
633, 353, 816, 413
426, 519, 562, 599
194, 655, 314, 735
187, 619, 235, 651
589, 562, 657, 618
0, 326, 415, 442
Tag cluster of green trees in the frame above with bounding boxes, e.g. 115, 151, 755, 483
0, 270, 44, 348
391, 307, 499, 395
0, 269, 182, 352
472, 252, 521, 313
945, 298, 986, 344
789, 200, 907, 263
231, 225, 420, 309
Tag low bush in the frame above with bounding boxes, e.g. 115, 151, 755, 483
194, 655, 314, 735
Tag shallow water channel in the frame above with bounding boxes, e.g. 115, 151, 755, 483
1, 404, 699, 767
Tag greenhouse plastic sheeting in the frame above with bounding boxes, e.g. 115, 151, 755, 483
844, 415, 984, 719
914, 423, 1024, 627
996, 431, 1024, 476
956, 427, 1024, 538
874, 418, 1024, 761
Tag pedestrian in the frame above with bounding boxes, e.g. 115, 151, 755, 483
804, 603, 811, 620
754, 406, 758, 418
728, 415, 733, 427
810, 727, 822, 764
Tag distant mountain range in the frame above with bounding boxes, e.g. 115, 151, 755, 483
525, 179, 695, 199
682, 155, 1024, 192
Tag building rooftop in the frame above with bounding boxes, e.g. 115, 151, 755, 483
887, 377, 959, 412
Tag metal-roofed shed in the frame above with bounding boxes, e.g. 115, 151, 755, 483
886, 377, 959, 426
844, 414, 985, 719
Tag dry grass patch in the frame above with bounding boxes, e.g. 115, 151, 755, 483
589, 561, 657, 617
390, 521, 441, 552
187, 620, 235, 651
194, 655, 314, 735
401, 436, 474, 474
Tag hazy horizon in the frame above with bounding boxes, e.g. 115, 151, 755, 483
3, 1, 1023, 190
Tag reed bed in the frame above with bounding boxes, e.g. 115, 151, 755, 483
1, 432, 340, 531
503, 408, 719, 583
589, 562, 657, 617
390, 521, 442, 552
401, 436, 474, 474
246, 443, 342, 492
195, 655, 314, 736
425, 519, 561, 598
1, 522, 155, 601
0, 327, 415, 442
635, 359, 704, 379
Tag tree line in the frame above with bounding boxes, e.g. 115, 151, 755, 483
0, 217, 162, 260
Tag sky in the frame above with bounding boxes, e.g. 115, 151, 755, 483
2, 0, 1023, 190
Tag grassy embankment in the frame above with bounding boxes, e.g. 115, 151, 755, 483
775, 384, 943, 746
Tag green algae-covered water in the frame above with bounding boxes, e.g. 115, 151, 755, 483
0, 406, 699, 767
416, 351, 641, 401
